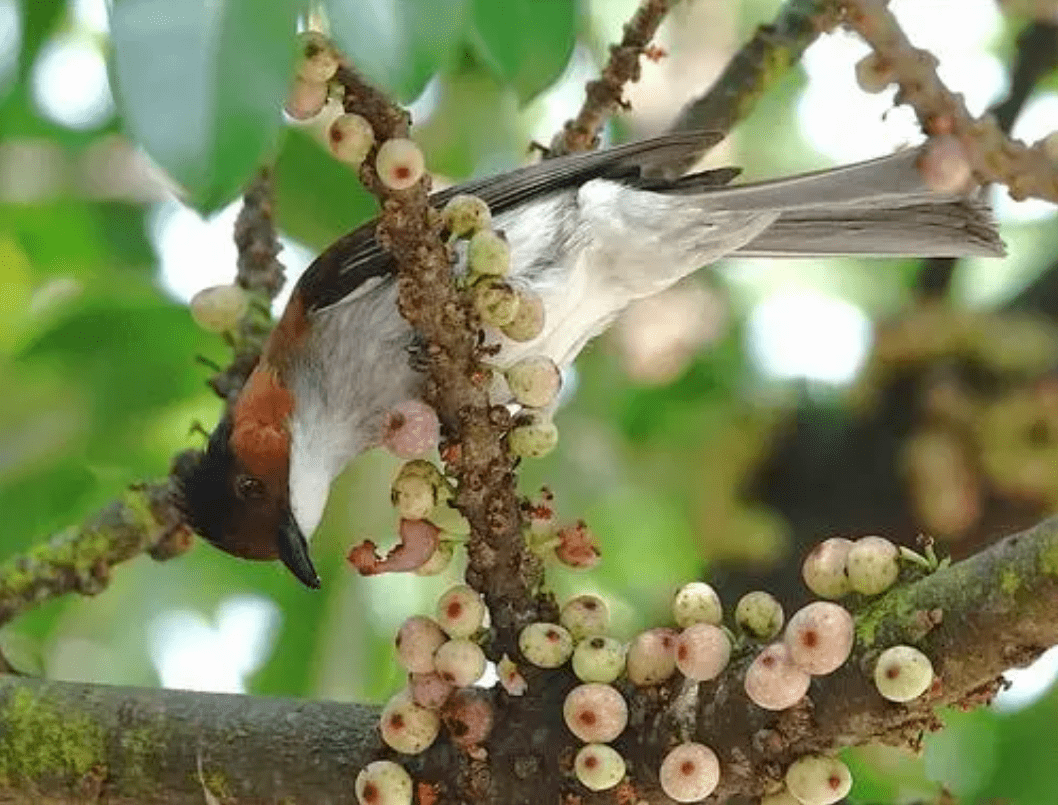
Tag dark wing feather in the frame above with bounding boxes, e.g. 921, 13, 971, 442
295, 131, 737, 313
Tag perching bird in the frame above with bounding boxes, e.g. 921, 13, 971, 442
174, 132, 1004, 588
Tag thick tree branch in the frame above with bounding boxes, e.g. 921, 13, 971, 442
4, 515, 1058, 803
0, 676, 380, 804
704, 515, 1058, 801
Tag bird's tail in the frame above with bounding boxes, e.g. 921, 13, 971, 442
678, 146, 1005, 258
734, 197, 1002, 257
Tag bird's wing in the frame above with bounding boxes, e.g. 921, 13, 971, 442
295, 132, 736, 313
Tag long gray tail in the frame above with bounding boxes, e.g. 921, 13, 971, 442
682, 146, 1005, 258
735, 197, 1002, 257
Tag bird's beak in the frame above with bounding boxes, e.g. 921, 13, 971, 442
279, 508, 321, 589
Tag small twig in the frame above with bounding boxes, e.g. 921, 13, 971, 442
841, 0, 1058, 202
551, 0, 678, 156
333, 65, 545, 641
916, 19, 1058, 300
0, 482, 189, 629
208, 169, 287, 402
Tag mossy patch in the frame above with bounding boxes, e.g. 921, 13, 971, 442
856, 593, 914, 648
1038, 536, 1058, 579
119, 726, 160, 792
0, 686, 106, 782
999, 567, 1022, 597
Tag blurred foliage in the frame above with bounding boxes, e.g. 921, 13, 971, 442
0, 0, 1057, 802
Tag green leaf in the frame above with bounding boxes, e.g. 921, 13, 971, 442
468, 0, 576, 103
109, 0, 301, 211
16, 0, 66, 81
273, 128, 377, 249
325, 0, 470, 102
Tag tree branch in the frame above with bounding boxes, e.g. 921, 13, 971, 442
551, 0, 678, 156
662, 0, 841, 173
4, 514, 1058, 803
331, 65, 547, 645
209, 169, 286, 401
0, 675, 380, 804
916, 19, 1058, 299
0, 483, 188, 630
841, 0, 1058, 202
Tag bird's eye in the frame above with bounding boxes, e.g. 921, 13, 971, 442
235, 474, 266, 500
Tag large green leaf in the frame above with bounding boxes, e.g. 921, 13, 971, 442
109, 0, 301, 211
273, 128, 377, 249
325, 0, 470, 102
468, 0, 577, 104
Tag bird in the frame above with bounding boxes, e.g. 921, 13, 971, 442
174, 131, 1004, 589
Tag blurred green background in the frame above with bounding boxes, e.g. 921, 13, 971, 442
1, 0, 1057, 802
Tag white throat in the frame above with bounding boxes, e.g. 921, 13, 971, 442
289, 434, 334, 540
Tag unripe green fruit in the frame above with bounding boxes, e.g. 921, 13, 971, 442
473, 278, 520, 327
560, 594, 610, 640
571, 635, 625, 683
442, 194, 492, 237
190, 284, 248, 333
519, 622, 573, 668
736, 590, 784, 640
846, 536, 899, 596
467, 229, 511, 277
390, 473, 437, 520
296, 32, 340, 83
508, 417, 558, 458
505, 356, 562, 408
501, 288, 545, 342
672, 581, 722, 627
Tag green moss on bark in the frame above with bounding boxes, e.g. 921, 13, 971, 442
0, 686, 106, 783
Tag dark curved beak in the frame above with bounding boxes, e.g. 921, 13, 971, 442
279, 509, 321, 589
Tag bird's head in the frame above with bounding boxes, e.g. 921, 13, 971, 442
175, 352, 322, 590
